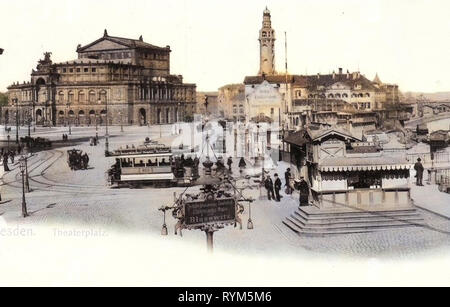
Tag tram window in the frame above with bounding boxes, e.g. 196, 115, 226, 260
161, 158, 167, 166
155, 158, 158, 166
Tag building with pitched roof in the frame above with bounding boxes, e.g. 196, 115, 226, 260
282, 126, 423, 235
4, 30, 196, 127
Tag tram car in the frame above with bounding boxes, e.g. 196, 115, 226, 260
108, 142, 200, 188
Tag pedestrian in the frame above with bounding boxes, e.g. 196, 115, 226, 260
297, 176, 309, 207
227, 157, 233, 171
238, 157, 246, 168
3, 154, 10, 172
264, 175, 275, 201
9, 151, 14, 164
414, 157, 424, 186
274, 173, 282, 202
284, 168, 292, 195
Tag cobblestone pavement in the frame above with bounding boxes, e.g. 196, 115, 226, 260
1, 125, 449, 259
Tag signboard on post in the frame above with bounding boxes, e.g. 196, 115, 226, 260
184, 198, 236, 227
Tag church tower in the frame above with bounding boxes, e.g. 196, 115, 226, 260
258, 7, 276, 76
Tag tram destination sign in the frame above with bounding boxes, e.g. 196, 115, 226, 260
184, 198, 236, 227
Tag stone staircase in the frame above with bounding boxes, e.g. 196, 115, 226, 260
283, 206, 425, 236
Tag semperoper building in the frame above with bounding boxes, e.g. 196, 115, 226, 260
5, 30, 196, 127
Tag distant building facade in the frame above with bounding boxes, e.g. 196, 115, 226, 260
4, 30, 196, 126
196, 92, 219, 117
217, 84, 245, 121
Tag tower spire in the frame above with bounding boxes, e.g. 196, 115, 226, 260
258, 7, 276, 76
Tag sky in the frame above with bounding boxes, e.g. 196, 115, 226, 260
0, 0, 449, 93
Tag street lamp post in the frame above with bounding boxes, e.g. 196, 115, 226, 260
25, 155, 30, 192
66, 103, 72, 135
32, 100, 35, 132
27, 112, 31, 137
102, 97, 109, 155
14, 98, 19, 143
119, 111, 123, 132
95, 114, 99, 140
19, 156, 28, 217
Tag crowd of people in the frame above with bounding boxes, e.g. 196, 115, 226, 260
67, 149, 90, 170
1, 146, 23, 172
263, 167, 310, 207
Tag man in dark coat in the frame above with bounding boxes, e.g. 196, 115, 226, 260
264, 175, 275, 201
227, 157, 233, 171
284, 168, 292, 195
414, 158, 424, 186
238, 157, 246, 168
274, 173, 282, 202
3, 153, 10, 172
297, 177, 309, 207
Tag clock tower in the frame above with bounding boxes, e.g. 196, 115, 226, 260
258, 7, 276, 76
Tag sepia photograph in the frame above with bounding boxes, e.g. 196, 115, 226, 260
0, 0, 449, 291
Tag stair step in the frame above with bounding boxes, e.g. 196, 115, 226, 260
283, 219, 422, 236
287, 216, 425, 231
297, 208, 420, 220
293, 211, 423, 225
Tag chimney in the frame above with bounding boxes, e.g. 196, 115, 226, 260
332, 71, 336, 79
339, 68, 343, 75
346, 70, 350, 79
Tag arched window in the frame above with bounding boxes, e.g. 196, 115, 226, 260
99, 90, 107, 103
89, 90, 96, 103
342, 93, 348, 98
78, 91, 85, 103
58, 91, 64, 103
359, 93, 364, 98
335, 93, 341, 98
262, 31, 267, 37
328, 94, 334, 98
68, 91, 74, 103
365, 93, 370, 97
352, 93, 357, 98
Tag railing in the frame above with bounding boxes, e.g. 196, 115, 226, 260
436, 169, 450, 185
406, 151, 450, 165
314, 188, 411, 211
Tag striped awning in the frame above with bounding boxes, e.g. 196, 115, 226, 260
320, 164, 412, 172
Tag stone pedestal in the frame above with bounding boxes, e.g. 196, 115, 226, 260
429, 168, 437, 185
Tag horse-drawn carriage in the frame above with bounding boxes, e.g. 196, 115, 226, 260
67, 149, 89, 170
